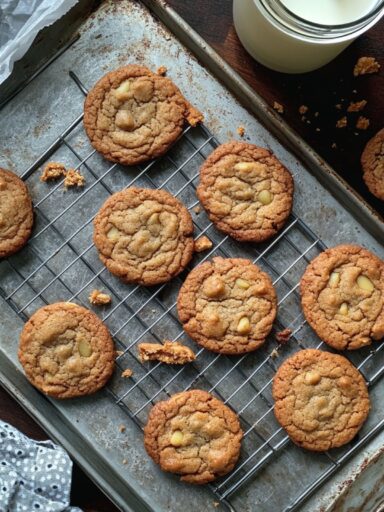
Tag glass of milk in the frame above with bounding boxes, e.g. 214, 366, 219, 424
233, 0, 384, 73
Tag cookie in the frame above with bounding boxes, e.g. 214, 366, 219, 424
301, 244, 384, 350
196, 141, 293, 242
177, 257, 277, 354
361, 128, 384, 200
18, 302, 115, 399
273, 349, 370, 451
144, 389, 242, 484
93, 187, 194, 286
0, 167, 33, 258
83, 64, 203, 166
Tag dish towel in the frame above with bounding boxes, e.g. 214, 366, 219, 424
0, 420, 82, 512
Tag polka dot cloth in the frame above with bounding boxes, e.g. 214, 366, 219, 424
0, 421, 81, 512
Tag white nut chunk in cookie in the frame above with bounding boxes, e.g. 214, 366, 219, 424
78, 339, 93, 357
339, 302, 349, 316
203, 276, 226, 298
170, 430, 184, 446
236, 278, 250, 290
107, 226, 120, 241
357, 275, 374, 292
233, 161, 259, 172
237, 316, 251, 334
258, 189, 273, 205
304, 371, 321, 385
115, 110, 135, 131
328, 272, 340, 288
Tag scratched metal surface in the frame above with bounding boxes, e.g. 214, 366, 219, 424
0, 1, 383, 511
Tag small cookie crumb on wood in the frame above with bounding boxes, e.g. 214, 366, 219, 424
89, 289, 112, 306
138, 341, 196, 364
64, 169, 85, 188
237, 126, 245, 137
40, 162, 67, 182
276, 328, 292, 344
122, 368, 133, 378
273, 101, 284, 114
193, 205, 201, 214
353, 57, 380, 77
356, 116, 370, 130
298, 105, 308, 115
157, 65, 167, 76
347, 100, 367, 112
194, 235, 213, 253
336, 117, 347, 128
119, 424, 126, 433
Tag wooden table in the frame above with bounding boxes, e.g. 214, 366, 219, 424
1, 2, 383, 511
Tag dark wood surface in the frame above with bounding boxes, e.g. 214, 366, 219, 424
1, 2, 383, 512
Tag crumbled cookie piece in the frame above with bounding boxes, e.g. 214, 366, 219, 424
315, 128, 321, 132
213, 503, 220, 508
273, 101, 284, 114
186, 106, 204, 127
237, 126, 245, 137
119, 424, 126, 433
361, 128, 384, 200
193, 205, 201, 215
356, 116, 370, 130
347, 100, 367, 112
63, 169, 85, 188
40, 162, 67, 182
115, 350, 124, 357
336, 117, 347, 128
122, 459, 128, 465
89, 289, 112, 306
353, 57, 380, 77
276, 328, 292, 344
157, 65, 167, 76
314, 112, 319, 117
298, 105, 308, 115
138, 341, 196, 364
270, 348, 279, 359
335, 104, 342, 110
122, 368, 133, 378
331, 142, 337, 149
194, 235, 213, 253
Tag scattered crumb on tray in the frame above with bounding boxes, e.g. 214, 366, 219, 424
335, 104, 342, 110
353, 57, 380, 76
314, 112, 319, 117
187, 106, 204, 127
237, 125, 245, 137
157, 65, 167, 75
119, 424, 126, 433
270, 348, 279, 359
122, 368, 133, 378
273, 101, 284, 114
213, 503, 220, 508
276, 328, 292, 344
122, 459, 128, 465
40, 162, 66, 182
347, 99, 367, 112
193, 205, 201, 214
89, 289, 111, 306
64, 168, 85, 188
115, 350, 124, 357
298, 105, 308, 115
138, 341, 196, 364
194, 235, 213, 253
315, 128, 321, 132
356, 116, 370, 130
331, 142, 337, 149
336, 116, 347, 128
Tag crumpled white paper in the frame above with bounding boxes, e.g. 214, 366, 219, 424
0, 0, 79, 85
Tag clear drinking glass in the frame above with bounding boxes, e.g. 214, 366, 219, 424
233, 0, 384, 73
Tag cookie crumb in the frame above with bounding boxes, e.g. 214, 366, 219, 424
115, 350, 124, 357
273, 101, 284, 114
314, 112, 319, 117
40, 162, 66, 182
336, 116, 347, 128
335, 104, 342, 110
186, 106, 204, 127
194, 235, 213, 253
193, 205, 201, 214
356, 116, 370, 130
138, 341, 196, 364
64, 168, 85, 188
119, 424, 126, 433
331, 142, 337, 149
270, 348, 279, 359
298, 105, 308, 115
89, 289, 111, 306
276, 328, 292, 344
213, 503, 220, 508
157, 65, 167, 76
347, 100, 367, 112
237, 126, 245, 137
315, 128, 321, 132
122, 368, 133, 378
122, 459, 128, 465
353, 57, 380, 76
301, 116, 306, 122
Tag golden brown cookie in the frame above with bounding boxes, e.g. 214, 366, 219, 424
0, 168, 33, 258
273, 349, 370, 451
196, 142, 294, 242
361, 128, 384, 200
93, 187, 194, 286
177, 257, 277, 354
83, 65, 203, 166
301, 244, 384, 350
18, 302, 115, 399
144, 389, 242, 484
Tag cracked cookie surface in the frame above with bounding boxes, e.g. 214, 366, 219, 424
301, 244, 384, 350
177, 257, 277, 354
361, 128, 384, 200
144, 389, 242, 484
196, 142, 293, 242
93, 187, 194, 286
273, 349, 370, 451
0, 168, 33, 258
84, 65, 203, 166
18, 302, 115, 399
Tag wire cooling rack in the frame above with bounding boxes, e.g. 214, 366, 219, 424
1, 72, 384, 512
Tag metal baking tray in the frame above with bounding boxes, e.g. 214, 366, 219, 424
0, 1, 383, 511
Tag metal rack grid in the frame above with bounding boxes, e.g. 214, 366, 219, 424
1, 72, 384, 512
